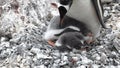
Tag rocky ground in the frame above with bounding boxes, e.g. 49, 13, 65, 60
0, 0, 120, 68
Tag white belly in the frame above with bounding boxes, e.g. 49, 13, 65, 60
66, 0, 101, 38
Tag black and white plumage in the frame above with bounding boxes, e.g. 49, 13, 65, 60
44, 5, 92, 48
44, 6, 67, 41
44, 15, 80, 41
55, 32, 92, 51
44, 6, 83, 46
59, 0, 106, 38
44, 7, 91, 40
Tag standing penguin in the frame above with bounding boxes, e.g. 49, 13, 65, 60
58, 0, 106, 39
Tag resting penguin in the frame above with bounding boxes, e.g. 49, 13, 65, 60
58, 0, 106, 39
44, 5, 93, 46
54, 32, 93, 51
44, 18, 81, 46
44, 6, 81, 46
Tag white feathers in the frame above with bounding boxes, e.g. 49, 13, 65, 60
44, 25, 80, 40
67, 26, 80, 31
66, 0, 102, 38
55, 41, 62, 46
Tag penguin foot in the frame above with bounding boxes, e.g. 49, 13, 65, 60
85, 39, 94, 44
85, 32, 94, 44
87, 32, 93, 37
47, 40, 55, 47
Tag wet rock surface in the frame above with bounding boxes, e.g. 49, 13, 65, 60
0, 0, 120, 68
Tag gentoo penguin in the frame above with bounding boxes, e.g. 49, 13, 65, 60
54, 32, 93, 51
44, 6, 81, 46
44, 18, 80, 46
58, 0, 106, 39
44, 5, 93, 46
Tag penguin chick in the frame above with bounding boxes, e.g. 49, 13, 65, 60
54, 32, 92, 51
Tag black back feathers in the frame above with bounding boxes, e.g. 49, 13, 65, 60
58, 6, 67, 21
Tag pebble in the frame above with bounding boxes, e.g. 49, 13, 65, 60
34, 65, 47, 68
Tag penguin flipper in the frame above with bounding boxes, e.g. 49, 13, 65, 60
92, 0, 106, 28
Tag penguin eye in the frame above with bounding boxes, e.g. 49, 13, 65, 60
59, 0, 72, 5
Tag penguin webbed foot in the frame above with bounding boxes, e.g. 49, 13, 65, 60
84, 32, 94, 44
47, 40, 56, 47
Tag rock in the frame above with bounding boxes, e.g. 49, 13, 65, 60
0, 0, 7, 6
34, 65, 47, 68
77, 65, 87, 68
93, 54, 101, 61
112, 42, 120, 53
81, 56, 93, 64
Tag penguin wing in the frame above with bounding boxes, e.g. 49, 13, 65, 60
92, 0, 106, 28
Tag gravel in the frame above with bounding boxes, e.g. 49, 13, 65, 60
0, 0, 120, 68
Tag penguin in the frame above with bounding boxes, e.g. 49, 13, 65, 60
58, 0, 106, 39
44, 5, 93, 46
54, 32, 93, 51
44, 6, 82, 46
44, 18, 80, 46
